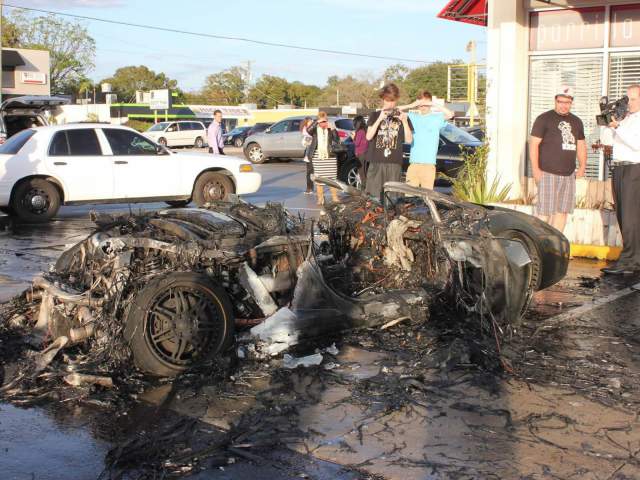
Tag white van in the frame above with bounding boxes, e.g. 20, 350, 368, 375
144, 120, 208, 148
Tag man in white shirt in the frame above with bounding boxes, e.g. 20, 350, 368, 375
602, 84, 640, 274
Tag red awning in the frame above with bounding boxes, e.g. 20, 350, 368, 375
437, 0, 487, 26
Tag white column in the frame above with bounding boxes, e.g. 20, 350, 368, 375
485, 0, 528, 200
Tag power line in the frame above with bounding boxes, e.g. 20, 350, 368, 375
5, 3, 433, 64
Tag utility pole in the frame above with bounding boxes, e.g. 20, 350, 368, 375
466, 40, 478, 127
336, 88, 340, 107
244, 60, 252, 102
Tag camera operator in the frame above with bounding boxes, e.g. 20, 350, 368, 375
365, 83, 413, 201
602, 84, 640, 275
529, 86, 587, 234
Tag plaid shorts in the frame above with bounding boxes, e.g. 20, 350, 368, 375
536, 171, 576, 216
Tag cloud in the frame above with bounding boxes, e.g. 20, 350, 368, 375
12, 0, 124, 8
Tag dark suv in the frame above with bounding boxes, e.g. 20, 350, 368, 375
339, 123, 483, 188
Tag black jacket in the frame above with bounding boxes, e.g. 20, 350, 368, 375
306, 121, 343, 157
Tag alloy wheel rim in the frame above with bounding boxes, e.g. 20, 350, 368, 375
145, 286, 224, 366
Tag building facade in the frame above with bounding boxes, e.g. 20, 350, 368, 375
440, 0, 640, 198
1, 48, 50, 99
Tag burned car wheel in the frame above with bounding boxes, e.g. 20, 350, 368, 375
193, 172, 234, 205
500, 230, 541, 315
11, 178, 61, 223
124, 272, 234, 377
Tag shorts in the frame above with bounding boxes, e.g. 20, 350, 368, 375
406, 163, 436, 190
536, 171, 575, 216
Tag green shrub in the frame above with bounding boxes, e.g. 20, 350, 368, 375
125, 119, 153, 132
443, 143, 511, 204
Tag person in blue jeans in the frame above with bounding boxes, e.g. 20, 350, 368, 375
399, 91, 454, 189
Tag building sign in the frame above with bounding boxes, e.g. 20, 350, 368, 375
20, 71, 47, 85
611, 4, 640, 48
530, 7, 605, 51
149, 89, 171, 110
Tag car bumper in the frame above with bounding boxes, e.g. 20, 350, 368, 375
235, 171, 262, 194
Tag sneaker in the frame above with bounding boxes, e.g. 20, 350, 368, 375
304, 190, 313, 195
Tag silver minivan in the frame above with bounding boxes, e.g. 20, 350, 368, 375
243, 115, 353, 164
144, 120, 208, 148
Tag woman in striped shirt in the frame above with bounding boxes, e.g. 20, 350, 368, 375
306, 111, 340, 206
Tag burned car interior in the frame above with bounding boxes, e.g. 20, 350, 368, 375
0, 177, 569, 379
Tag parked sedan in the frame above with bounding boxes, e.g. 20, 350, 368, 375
0, 124, 261, 223
144, 120, 208, 148
223, 126, 252, 147
339, 123, 483, 188
243, 116, 352, 164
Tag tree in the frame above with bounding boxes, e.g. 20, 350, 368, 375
200, 66, 247, 105
7, 12, 96, 95
1, 16, 20, 47
287, 81, 322, 108
101, 66, 180, 103
402, 61, 462, 101
248, 75, 290, 109
382, 64, 410, 84
317, 75, 379, 108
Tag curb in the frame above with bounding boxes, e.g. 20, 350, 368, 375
570, 243, 621, 261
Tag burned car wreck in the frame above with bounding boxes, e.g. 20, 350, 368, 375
16, 178, 569, 377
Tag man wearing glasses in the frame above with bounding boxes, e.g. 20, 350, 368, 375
529, 86, 587, 233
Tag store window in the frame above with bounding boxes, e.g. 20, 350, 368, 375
528, 56, 603, 178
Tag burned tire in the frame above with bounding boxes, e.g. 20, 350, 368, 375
500, 230, 541, 316
11, 178, 61, 223
192, 172, 234, 205
124, 272, 234, 377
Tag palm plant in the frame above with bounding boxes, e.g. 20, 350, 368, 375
444, 143, 512, 204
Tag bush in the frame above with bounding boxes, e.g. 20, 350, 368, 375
444, 143, 511, 204
125, 119, 153, 132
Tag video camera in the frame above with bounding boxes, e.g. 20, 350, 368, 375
596, 95, 629, 126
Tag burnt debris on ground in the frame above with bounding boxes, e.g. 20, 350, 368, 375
6, 183, 636, 478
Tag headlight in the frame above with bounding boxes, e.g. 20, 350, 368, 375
239, 164, 253, 173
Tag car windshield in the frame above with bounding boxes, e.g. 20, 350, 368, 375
334, 118, 354, 130
0, 129, 36, 154
440, 124, 482, 145
147, 122, 169, 132
228, 128, 244, 135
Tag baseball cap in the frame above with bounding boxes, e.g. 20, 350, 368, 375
555, 85, 574, 99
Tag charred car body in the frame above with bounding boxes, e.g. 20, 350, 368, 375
27, 179, 569, 376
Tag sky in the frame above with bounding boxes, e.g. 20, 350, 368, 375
7, 0, 487, 92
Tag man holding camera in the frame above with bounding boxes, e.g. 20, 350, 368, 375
365, 83, 413, 201
602, 85, 640, 275
529, 86, 587, 233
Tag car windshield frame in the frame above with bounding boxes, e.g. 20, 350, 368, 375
147, 122, 170, 132
0, 128, 36, 154
440, 124, 482, 145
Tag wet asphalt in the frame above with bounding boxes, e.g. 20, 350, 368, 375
1, 149, 640, 479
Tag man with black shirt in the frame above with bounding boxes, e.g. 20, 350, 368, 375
529, 86, 587, 233
365, 83, 413, 201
